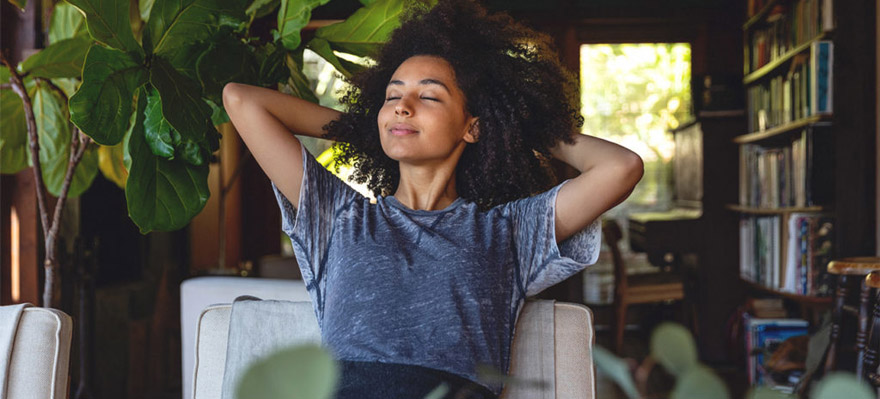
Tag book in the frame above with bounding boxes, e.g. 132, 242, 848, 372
810, 40, 833, 115
744, 315, 809, 386
779, 213, 835, 295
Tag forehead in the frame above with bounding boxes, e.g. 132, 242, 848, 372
388, 55, 457, 85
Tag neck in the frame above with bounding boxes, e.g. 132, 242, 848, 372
394, 161, 459, 211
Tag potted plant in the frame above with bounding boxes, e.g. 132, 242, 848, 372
2, 0, 424, 308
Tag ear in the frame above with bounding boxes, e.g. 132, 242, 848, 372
463, 117, 479, 144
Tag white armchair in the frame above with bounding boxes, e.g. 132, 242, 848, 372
180, 276, 310, 399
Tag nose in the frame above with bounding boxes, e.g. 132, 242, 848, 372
394, 99, 411, 116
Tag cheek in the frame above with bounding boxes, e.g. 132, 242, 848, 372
377, 106, 394, 128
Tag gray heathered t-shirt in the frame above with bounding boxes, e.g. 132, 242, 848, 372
271, 146, 601, 394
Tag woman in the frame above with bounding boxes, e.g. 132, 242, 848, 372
223, 1, 643, 397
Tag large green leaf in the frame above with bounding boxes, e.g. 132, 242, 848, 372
592, 345, 640, 399
164, 41, 208, 83
246, 0, 279, 18
98, 141, 128, 189
145, 0, 248, 57
69, 44, 148, 146
33, 81, 99, 198
305, 38, 366, 79
98, 90, 137, 189
254, 41, 289, 88
282, 50, 319, 104
148, 56, 217, 159
650, 322, 698, 377
50, 78, 80, 99
236, 345, 339, 399
126, 88, 210, 233
811, 372, 875, 399
143, 85, 207, 165
196, 35, 259, 104
277, 0, 330, 51
139, 0, 156, 22
314, 0, 409, 57
0, 70, 31, 174
66, 0, 144, 57
48, 1, 88, 45
20, 36, 91, 79
207, 98, 230, 125
143, 86, 180, 160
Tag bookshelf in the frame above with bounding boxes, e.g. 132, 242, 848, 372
734, 0, 836, 301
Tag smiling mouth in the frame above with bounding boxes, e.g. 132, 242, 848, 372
389, 126, 418, 136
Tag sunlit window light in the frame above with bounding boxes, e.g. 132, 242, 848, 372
580, 43, 692, 209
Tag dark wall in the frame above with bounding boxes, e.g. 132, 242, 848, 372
833, 0, 877, 258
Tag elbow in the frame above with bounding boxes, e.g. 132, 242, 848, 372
622, 152, 645, 188
222, 82, 243, 109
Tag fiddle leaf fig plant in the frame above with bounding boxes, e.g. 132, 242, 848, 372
2, 0, 422, 307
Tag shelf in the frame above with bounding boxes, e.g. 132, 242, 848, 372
743, 33, 830, 85
733, 114, 832, 144
743, 0, 782, 31
725, 204, 826, 214
698, 109, 746, 118
741, 278, 832, 306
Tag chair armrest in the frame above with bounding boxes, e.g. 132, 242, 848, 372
192, 305, 232, 399
8, 307, 73, 399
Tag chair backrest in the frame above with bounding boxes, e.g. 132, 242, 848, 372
7, 307, 73, 399
602, 219, 629, 292
192, 301, 595, 399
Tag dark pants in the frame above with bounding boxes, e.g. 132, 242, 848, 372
334, 360, 498, 399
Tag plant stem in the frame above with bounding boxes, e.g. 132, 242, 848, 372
2, 55, 50, 239
2, 55, 56, 307
46, 128, 91, 269
2, 54, 89, 308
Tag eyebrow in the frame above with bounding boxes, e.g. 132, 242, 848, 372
387, 78, 451, 93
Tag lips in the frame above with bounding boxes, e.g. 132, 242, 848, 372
389, 123, 418, 136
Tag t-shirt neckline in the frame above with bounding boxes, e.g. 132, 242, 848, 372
383, 196, 466, 215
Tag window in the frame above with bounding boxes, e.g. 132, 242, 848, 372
579, 43, 693, 304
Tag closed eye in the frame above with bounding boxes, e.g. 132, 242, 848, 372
421, 97, 439, 102
385, 96, 400, 101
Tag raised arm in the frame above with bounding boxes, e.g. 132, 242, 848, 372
222, 83, 342, 207
550, 133, 644, 242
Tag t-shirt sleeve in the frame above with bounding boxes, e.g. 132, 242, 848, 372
270, 145, 360, 295
503, 180, 602, 297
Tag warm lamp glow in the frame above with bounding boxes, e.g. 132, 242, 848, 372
10, 205, 20, 302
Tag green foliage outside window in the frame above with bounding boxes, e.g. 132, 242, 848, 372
580, 43, 693, 213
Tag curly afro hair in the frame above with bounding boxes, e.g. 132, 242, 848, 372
323, 0, 583, 209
